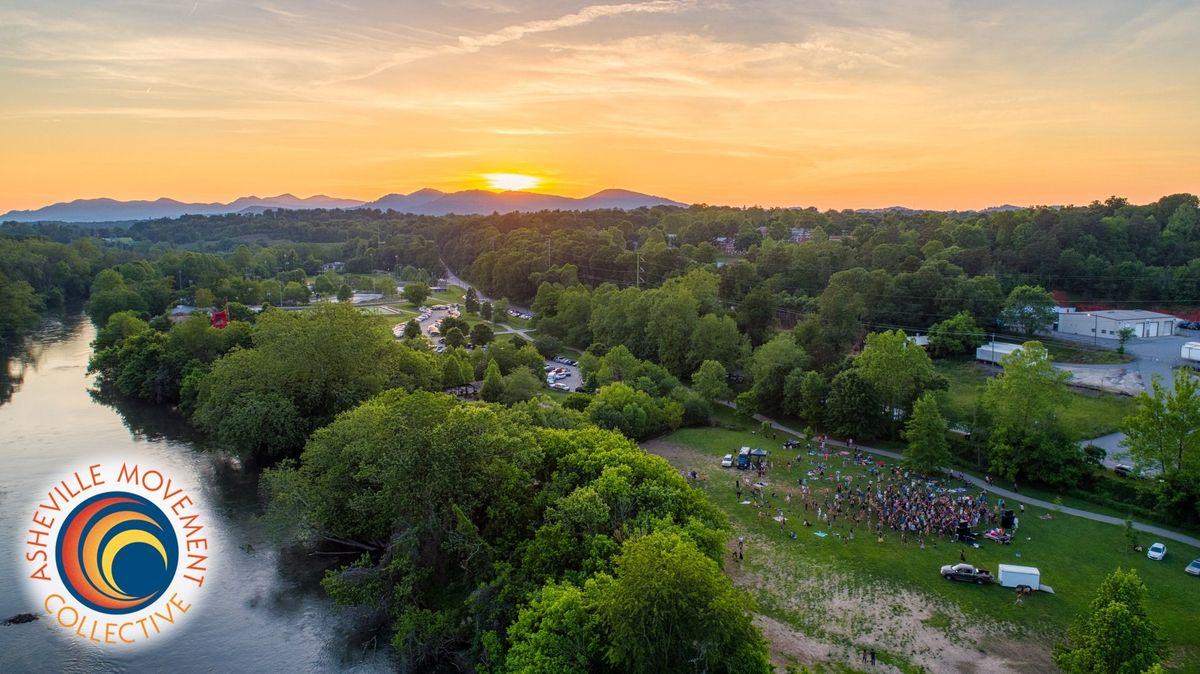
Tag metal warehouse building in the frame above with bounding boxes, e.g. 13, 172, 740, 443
1055, 310, 1178, 339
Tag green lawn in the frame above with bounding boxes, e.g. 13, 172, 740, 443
1040, 339, 1135, 365
934, 360, 1138, 440
651, 425, 1200, 671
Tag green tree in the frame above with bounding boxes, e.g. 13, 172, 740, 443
736, 287, 778, 347
464, 286, 480, 314
692, 360, 732, 402
501, 366, 542, 404
283, 281, 310, 305
586, 383, 661, 439
337, 283, 353, 302
470, 322, 495, 347
1117, 326, 1135, 355
927, 311, 986, 357
403, 282, 431, 307
403, 319, 422, 340
981, 341, 1071, 478
748, 335, 808, 414
825, 369, 882, 439
688, 313, 748, 374
855, 330, 941, 435
1054, 568, 1163, 674
1120, 369, 1200, 479
445, 327, 466, 349
601, 531, 770, 674
480, 301, 493, 322
505, 581, 604, 673
902, 393, 950, 473
1000, 285, 1056, 336
534, 334, 562, 359
493, 297, 511, 322
784, 370, 826, 426
480, 359, 504, 402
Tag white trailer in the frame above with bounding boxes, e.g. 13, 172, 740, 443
976, 341, 1022, 365
1181, 342, 1200, 364
998, 564, 1053, 593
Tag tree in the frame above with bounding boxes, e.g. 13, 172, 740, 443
586, 383, 661, 439
981, 341, 1073, 480
927, 311, 986, 357
748, 335, 808, 414
1000, 285, 1056, 336
283, 281, 310, 305
500, 366, 542, 404
470, 322, 495, 347
0, 273, 44, 344
1120, 369, 1200, 479
825, 369, 882, 439
903, 393, 950, 473
736, 287, 778, 346
1117, 326, 1134, 355
688, 314, 748, 374
692, 360, 731, 402
1054, 568, 1163, 674
480, 359, 504, 402
444, 327, 466, 349
855, 330, 941, 436
337, 283, 353, 302
784, 370, 825, 426
480, 301, 493, 322
493, 298, 511, 322
403, 282, 431, 307
601, 531, 771, 674
464, 287, 480, 314
403, 319, 422, 340
533, 334, 562, 359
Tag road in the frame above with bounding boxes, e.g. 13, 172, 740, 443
1065, 330, 1198, 470
739, 409, 1200, 549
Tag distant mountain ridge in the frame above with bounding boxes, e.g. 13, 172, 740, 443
2, 188, 686, 223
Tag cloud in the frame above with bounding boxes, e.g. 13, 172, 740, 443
333, 0, 695, 82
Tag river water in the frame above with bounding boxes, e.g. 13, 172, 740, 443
0, 317, 392, 673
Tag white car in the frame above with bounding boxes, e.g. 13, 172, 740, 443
720, 454, 733, 468
1147, 542, 1167, 561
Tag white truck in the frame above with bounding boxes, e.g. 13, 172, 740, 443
998, 564, 1053, 593
1181, 342, 1200, 367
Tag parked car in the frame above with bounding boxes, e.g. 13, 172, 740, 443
939, 563, 994, 584
550, 383, 570, 391
1114, 464, 1132, 477
1147, 542, 1167, 560
720, 454, 733, 468
783, 439, 802, 449
1187, 559, 1200, 576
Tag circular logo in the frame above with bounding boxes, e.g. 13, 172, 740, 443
55, 492, 179, 614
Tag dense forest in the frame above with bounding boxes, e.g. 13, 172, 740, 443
6, 192, 1200, 671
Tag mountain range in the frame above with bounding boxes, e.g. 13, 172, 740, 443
1, 189, 686, 223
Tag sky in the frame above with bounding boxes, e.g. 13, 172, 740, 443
1, 0, 1198, 212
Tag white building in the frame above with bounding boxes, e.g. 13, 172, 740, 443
1056, 310, 1178, 340
976, 341, 1023, 365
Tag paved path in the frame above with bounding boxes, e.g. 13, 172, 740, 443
735, 408, 1200, 549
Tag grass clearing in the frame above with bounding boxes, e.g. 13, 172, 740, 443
934, 360, 1138, 440
647, 425, 1200, 672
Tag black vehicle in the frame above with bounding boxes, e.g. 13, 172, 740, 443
783, 439, 802, 448
939, 563, 994, 584
574, 386, 595, 394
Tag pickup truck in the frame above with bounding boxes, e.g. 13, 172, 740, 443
939, 563, 994, 584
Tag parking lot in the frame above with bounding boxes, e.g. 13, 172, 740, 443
543, 356, 584, 392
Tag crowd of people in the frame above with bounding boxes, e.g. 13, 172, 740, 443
737, 441, 1012, 547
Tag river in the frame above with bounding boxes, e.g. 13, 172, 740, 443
0, 317, 392, 673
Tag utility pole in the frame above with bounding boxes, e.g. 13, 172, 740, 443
634, 243, 643, 289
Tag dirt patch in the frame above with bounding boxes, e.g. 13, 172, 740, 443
646, 438, 1055, 674
1055, 364, 1143, 396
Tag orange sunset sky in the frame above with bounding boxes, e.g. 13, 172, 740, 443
1, 0, 1198, 212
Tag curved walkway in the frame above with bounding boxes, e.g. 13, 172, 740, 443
744, 411, 1200, 549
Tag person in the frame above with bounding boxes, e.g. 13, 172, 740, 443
960, 549, 966, 563
870, 649, 876, 665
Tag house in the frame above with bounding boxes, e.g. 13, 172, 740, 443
319, 261, 345, 273
1056, 310, 1178, 340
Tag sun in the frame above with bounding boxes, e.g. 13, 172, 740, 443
482, 173, 541, 191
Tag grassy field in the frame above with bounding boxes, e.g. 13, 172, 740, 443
650, 425, 1200, 671
1040, 339, 1135, 364
934, 360, 1138, 440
